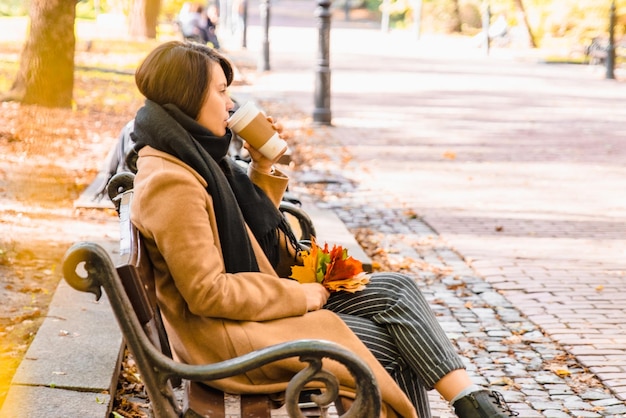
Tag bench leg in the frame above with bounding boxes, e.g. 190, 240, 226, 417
183, 380, 226, 417
184, 381, 273, 418
241, 394, 271, 417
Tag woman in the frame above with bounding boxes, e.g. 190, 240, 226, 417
129, 41, 517, 418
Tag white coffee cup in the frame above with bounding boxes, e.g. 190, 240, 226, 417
227, 101, 288, 160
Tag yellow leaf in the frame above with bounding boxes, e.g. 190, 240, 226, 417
325, 273, 370, 293
554, 368, 571, 377
290, 246, 318, 284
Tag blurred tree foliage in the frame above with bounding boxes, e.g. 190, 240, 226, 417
0, 0, 29, 16
4, 0, 625, 49
4, 0, 191, 21
369, 0, 625, 47
71, 0, 189, 21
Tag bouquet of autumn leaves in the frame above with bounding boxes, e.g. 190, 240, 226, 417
289, 237, 369, 293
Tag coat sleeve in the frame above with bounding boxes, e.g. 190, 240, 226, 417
247, 164, 289, 208
132, 157, 308, 322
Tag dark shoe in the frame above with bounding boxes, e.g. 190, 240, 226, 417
453, 390, 518, 418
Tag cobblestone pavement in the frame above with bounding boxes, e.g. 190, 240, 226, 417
287, 175, 626, 417
227, 1, 626, 416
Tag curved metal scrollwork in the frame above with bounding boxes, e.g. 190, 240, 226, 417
285, 356, 339, 417
107, 172, 136, 213
279, 200, 317, 242
107, 172, 135, 201
62, 242, 106, 301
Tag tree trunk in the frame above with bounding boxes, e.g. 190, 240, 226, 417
3, 0, 76, 108
512, 0, 537, 47
449, 0, 462, 33
128, 0, 161, 39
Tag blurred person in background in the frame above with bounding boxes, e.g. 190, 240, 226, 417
177, 2, 220, 49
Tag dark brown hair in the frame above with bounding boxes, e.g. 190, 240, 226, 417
135, 41, 234, 119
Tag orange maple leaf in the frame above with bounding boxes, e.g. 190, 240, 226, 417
325, 251, 364, 283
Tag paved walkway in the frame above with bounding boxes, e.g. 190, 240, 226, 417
224, 0, 626, 416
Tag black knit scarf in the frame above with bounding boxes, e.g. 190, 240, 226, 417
131, 100, 299, 273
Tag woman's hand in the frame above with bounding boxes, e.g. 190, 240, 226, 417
246, 116, 289, 174
301, 283, 330, 312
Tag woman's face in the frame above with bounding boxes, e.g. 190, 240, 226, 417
196, 62, 234, 136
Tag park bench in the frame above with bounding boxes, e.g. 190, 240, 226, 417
585, 35, 626, 65
62, 172, 381, 418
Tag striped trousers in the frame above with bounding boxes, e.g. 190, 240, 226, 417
325, 272, 465, 418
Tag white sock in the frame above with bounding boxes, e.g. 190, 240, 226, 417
450, 385, 483, 405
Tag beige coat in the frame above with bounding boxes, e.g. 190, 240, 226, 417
131, 147, 418, 418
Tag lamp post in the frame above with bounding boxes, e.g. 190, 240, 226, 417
242, 0, 248, 48
606, 0, 616, 79
381, 0, 390, 33
313, 0, 332, 125
482, 1, 491, 55
258, 0, 271, 71
412, 0, 423, 40
218, 0, 229, 32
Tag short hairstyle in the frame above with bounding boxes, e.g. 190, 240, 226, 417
135, 41, 234, 119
